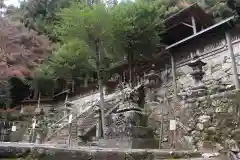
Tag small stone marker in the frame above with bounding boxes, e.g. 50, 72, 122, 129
68, 114, 73, 124
170, 120, 176, 131
11, 125, 16, 132
32, 120, 36, 129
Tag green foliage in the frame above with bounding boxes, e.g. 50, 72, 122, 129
48, 2, 124, 83
144, 0, 234, 21
49, 40, 93, 80
54, 3, 122, 61
0, 81, 11, 109
227, 0, 240, 17
31, 64, 55, 95
18, 0, 79, 40
111, 0, 163, 59
187, 0, 234, 21
8, 0, 236, 97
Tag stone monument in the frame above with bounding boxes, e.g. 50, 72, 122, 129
102, 84, 157, 149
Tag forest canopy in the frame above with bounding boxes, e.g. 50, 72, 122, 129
2, 0, 237, 107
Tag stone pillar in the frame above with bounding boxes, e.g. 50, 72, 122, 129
84, 74, 89, 87
170, 53, 177, 99
35, 133, 41, 144
95, 112, 102, 139
225, 31, 240, 90
123, 71, 126, 84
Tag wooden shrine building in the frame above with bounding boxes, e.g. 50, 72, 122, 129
106, 3, 240, 98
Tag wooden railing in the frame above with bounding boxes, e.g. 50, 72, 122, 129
45, 103, 97, 141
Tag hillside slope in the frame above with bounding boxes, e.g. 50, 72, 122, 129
0, 18, 52, 79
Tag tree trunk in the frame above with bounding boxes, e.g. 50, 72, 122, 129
33, 86, 38, 100
96, 37, 106, 139
72, 80, 75, 92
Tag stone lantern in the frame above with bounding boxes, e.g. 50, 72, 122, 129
187, 55, 207, 97
35, 107, 44, 116
144, 66, 162, 102
144, 64, 162, 89
33, 107, 45, 144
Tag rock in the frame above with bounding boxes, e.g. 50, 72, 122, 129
231, 128, 240, 138
225, 138, 240, 152
207, 127, 216, 132
215, 107, 223, 113
206, 107, 214, 115
201, 152, 220, 159
196, 123, 204, 131
228, 106, 235, 113
198, 115, 211, 123
215, 143, 224, 151
188, 119, 196, 129
191, 130, 201, 138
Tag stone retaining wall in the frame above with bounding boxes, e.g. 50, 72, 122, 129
0, 144, 224, 159
172, 90, 240, 151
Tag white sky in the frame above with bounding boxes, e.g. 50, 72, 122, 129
5, 0, 20, 7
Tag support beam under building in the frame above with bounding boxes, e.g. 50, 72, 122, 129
225, 31, 240, 90
191, 16, 197, 34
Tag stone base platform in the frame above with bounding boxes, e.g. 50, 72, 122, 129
96, 138, 158, 149
0, 142, 227, 160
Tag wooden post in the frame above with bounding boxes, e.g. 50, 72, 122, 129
170, 54, 178, 99
37, 92, 41, 109
72, 80, 75, 92
31, 117, 36, 143
84, 74, 89, 87
64, 92, 68, 117
68, 123, 72, 147
33, 87, 38, 100
68, 114, 73, 147
159, 105, 164, 149
225, 31, 240, 90
191, 16, 197, 34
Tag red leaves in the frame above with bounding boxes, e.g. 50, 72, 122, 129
0, 18, 52, 79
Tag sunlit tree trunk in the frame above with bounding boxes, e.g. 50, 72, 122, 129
96, 37, 106, 139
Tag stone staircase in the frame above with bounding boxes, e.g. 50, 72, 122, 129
45, 89, 123, 145
78, 101, 119, 138
45, 102, 97, 145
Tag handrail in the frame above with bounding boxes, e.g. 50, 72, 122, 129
46, 99, 100, 141
49, 94, 99, 128
49, 103, 83, 127
45, 88, 124, 142
51, 111, 73, 127
76, 105, 97, 129
46, 105, 96, 141
82, 102, 120, 135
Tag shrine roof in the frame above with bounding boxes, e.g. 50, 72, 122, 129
166, 16, 235, 50
163, 3, 214, 28
162, 3, 215, 45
